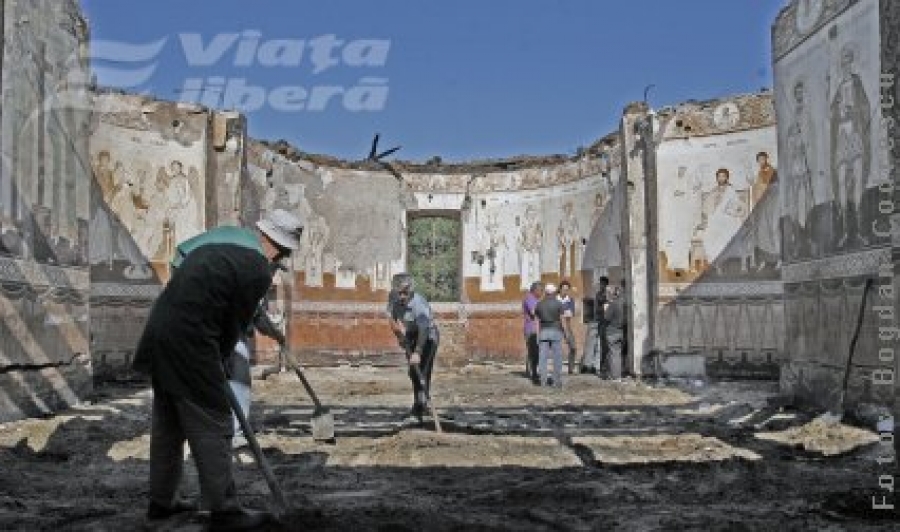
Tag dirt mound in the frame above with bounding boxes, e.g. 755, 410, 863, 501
755, 417, 879, 455
573, 434, 761, 464
325, 429, 583, 468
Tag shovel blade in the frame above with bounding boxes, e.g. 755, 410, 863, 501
311, 411, 335, 442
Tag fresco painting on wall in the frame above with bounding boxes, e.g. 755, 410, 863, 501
745, 152, 782, 270
89, 151, 152, 280
829, 45, 871, 249
302, 215, 328, 287
89, 114, 207, 283
90, 153, 204, 280
699, 168, 749, 270
556, 200, 581, 279
477, 211, 507, 291
518, 205, 543, 289
783, 79, 817, 257
775, 0, 885, 262
656, 125, 777, 280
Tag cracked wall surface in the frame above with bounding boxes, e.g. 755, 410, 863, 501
0, 0, 92, 422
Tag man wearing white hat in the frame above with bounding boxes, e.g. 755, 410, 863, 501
534, 282, 566, 387
134, 209, 303, 531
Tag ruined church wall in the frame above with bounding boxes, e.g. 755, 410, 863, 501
0, 0, 93, 421
650, 94, 784, 379
88, 93, 217, 378
773, 0, 898, 409
249, 141, 616, 366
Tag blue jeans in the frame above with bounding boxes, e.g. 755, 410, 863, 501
538, 328, 563, 386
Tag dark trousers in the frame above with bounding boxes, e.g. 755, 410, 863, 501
525, 333, 539, 381
597, 324, 610, 374
149, 386, 238, 512
407, 338, 438, 410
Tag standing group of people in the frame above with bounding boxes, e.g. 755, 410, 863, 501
523, 276, 627, 386
523, 280, 575, 387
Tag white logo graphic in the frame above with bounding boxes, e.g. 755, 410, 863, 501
88, 32, 390, 113
90, 38, 169, 89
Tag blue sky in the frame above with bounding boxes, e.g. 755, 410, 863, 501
81, 0, 786, 162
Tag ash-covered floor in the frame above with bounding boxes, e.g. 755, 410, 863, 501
0, 364, 896, 531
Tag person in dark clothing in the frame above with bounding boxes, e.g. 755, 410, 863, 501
603, 285, 626, 380
535, 283, 565, 387
133, 209, 303, 531
580, 276, 608, 374
171, 229, 288, 449
391, 273, 439, 423
522, 281, 543, 383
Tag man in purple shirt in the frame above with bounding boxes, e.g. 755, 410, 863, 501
523, 281, 543, 384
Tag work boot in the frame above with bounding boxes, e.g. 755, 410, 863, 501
209, 507, 272, 531
146, 498, 198, 520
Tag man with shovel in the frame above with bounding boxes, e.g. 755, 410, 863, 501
389, 273, 440, 424
133, 209, 303, 531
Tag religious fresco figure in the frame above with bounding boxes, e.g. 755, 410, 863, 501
747, 152, 782, 270
133, 168, 171, 261
88, 151, 121, 268
785, 81, 816, 234
662, 165, 702, 271
161, 160, 202, 247
697, 168, 748, 263
478, 212, 507, 291
302, 215, 329, 287
829, 45, 871, 247
108, 168, 152, 279
518, 205, 543, 289
556, 201, 581, 278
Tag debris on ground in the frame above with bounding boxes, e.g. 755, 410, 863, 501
1, 365, 897, 530
754, 417, 880, 455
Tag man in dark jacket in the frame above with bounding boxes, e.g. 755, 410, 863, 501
133, 209, 303, 531
580, 276, 608, 374
391, 273, 439, 423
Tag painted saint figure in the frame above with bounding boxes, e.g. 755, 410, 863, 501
519, 205, 543, 289
747, 152, 781, 270
698, 168, 747, 262
302, 215, 328, 287
786, 81, 815, 232
88, 151, 120, 268
830, 46, 871, 247
556, 201, 581, 278
662, 166, 701, 271
479, 213, 507, 291
162, 160, 201, 247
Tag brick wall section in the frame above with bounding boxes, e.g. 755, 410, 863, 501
272, 309, 589, 368
264, 272, 591, 367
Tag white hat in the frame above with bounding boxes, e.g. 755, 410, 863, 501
256, 209, 304, 251
544, 283, 557, 294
